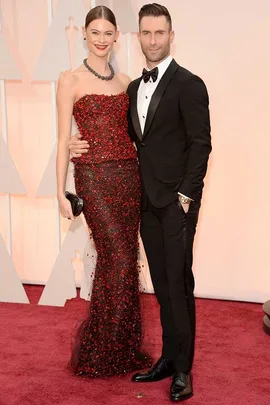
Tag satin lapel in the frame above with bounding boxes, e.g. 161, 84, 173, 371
143, 59, 178, 139
129, 78, 143, 140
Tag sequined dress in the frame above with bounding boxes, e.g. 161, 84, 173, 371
70, 92, 151, 377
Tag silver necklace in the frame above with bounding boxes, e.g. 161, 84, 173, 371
83, 58, 114, 81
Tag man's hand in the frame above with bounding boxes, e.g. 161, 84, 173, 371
178, 194, 191, 214
69, 133, 89, 158
180, 199, 190, 213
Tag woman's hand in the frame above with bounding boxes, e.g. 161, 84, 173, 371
58, 194, 74, 220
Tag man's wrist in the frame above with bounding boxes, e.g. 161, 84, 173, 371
178, 192, 193, 204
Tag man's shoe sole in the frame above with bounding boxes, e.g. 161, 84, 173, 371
170, 393, 194, 402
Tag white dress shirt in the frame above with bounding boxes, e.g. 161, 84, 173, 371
137, 55, 173, 133
137, 55, 191, 201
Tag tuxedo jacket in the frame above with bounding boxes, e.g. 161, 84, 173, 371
127, 59, 212, 208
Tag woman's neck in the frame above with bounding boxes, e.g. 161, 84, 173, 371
86, 53, 110, 75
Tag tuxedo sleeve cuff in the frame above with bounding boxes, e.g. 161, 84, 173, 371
178, 192, 193, 201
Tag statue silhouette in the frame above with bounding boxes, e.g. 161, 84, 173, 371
65, 17, 79, 70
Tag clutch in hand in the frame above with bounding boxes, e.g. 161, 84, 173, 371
65, 191, 84, 217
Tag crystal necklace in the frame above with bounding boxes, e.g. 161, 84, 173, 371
83, 58, 115, 81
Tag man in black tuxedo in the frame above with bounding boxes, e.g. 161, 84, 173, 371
128, 4, 211, 401
69, 3, 211, 401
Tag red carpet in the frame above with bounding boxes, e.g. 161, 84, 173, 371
0, 286, 269, 405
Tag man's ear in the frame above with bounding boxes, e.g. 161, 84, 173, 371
170, 30, 175, 44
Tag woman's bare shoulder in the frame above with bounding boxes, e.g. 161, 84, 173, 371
58, 70, 75, 83
58, 70, 77, 85
116, 72, 132, 90
57, 71, 78, 101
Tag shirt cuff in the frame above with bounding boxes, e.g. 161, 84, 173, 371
178, 192, 193, 201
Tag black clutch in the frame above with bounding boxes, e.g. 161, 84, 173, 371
65, 191, 84, 217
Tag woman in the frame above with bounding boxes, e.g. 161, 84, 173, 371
56, 6, 151, 378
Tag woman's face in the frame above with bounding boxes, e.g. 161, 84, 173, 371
83, 18, 119, 58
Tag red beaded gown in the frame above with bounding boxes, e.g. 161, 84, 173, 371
69, 92, 151, 378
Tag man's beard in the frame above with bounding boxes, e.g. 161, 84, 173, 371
142, 45, 170, 64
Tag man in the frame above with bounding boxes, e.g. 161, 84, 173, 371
69, 3, 211, 401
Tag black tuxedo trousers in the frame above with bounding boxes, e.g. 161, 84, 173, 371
141, 188, 199, 373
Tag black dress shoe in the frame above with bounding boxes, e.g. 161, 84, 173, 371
132, 357, 174, 382
170, 372, 193, 401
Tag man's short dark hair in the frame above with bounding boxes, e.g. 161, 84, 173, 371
139, 3, 172, 30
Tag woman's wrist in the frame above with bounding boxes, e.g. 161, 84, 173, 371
57, 191, 66, 200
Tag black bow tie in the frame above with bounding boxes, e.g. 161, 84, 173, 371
142, 67, 159, 83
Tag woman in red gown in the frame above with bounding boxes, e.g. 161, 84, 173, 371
56, 6, 151, 377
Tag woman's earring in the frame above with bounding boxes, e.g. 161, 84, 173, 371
114, 40, 117, 43
84, 38, 86, 41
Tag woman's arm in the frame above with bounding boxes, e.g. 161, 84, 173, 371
56, 71, 76, 219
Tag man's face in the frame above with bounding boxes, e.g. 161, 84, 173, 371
138, 16, 174, 64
